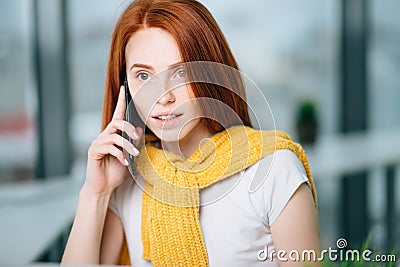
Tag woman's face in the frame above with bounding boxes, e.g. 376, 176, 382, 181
125, 28, 208, 143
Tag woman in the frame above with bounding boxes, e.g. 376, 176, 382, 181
62, 0, 320, 266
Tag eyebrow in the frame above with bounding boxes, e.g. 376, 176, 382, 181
129, 61, 183, 72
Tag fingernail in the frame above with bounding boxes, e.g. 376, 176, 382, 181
124, 159, 129, 166
132, 146, 140, 155
133, 131, 140, 139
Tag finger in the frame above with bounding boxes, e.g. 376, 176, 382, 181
97, 133, 140, 156
112, 85, 126, 120
97, 144, 128, 166
136, 127, 144, 137
101, 119, 141, 141
134, 127, 144, 147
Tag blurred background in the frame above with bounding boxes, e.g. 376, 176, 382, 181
0, 0, 399, 265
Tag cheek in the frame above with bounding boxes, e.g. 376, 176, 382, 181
182, 86, 202, 115
192, 102, 202, 118
189, 98, 203, 117
131, 88, 157, 119
132, 98, 152, 122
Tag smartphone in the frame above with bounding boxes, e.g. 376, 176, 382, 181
124, 74, 132, 115
123, 74, 136, 174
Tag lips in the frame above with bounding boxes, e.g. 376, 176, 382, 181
151, 112, 183, 128
154, 114, 180, 121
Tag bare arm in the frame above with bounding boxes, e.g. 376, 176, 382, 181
61, 86, 141, 265
100, 208, 125, 264
62, 188, 120, 264
270, 183, 321, 267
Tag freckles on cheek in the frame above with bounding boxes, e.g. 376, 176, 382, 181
186, 87, 204, 116
134, 94, 156, 113
192, 98, 203, 116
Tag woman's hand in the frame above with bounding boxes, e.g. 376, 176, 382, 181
84, 86, 142, 197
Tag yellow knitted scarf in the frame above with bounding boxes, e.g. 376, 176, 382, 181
118, 125, 317, 266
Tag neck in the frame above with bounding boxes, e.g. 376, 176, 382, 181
161, 123, 212, 159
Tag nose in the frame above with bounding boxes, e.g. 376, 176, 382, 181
157, 89, 175, 105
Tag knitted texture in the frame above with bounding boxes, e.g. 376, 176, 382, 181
117, 235, 130, 266
119, 125, 317, 266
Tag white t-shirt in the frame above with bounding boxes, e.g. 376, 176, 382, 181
109, 149, 310, 267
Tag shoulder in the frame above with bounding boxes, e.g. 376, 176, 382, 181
245, 149, 311, 225
268, 149, 306, 170
245, 149, 308, 191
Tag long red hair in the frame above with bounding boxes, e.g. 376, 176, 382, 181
101, 0, 252, 133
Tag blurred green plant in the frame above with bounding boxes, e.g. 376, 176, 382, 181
296, 100, 318, 145
298, 101, 317, 122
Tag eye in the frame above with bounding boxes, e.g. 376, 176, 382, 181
137, 72, 150, 81
177, 69, 185, 78
171, 68, 185, 80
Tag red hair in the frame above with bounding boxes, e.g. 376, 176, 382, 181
101, 0, 252, 133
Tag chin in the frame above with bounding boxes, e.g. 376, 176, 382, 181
151, 128, 189, 143
147, 119, 203, 143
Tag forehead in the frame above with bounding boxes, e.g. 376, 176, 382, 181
125, 28, 182, 71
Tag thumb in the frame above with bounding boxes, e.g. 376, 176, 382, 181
112, 86, 126, 120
